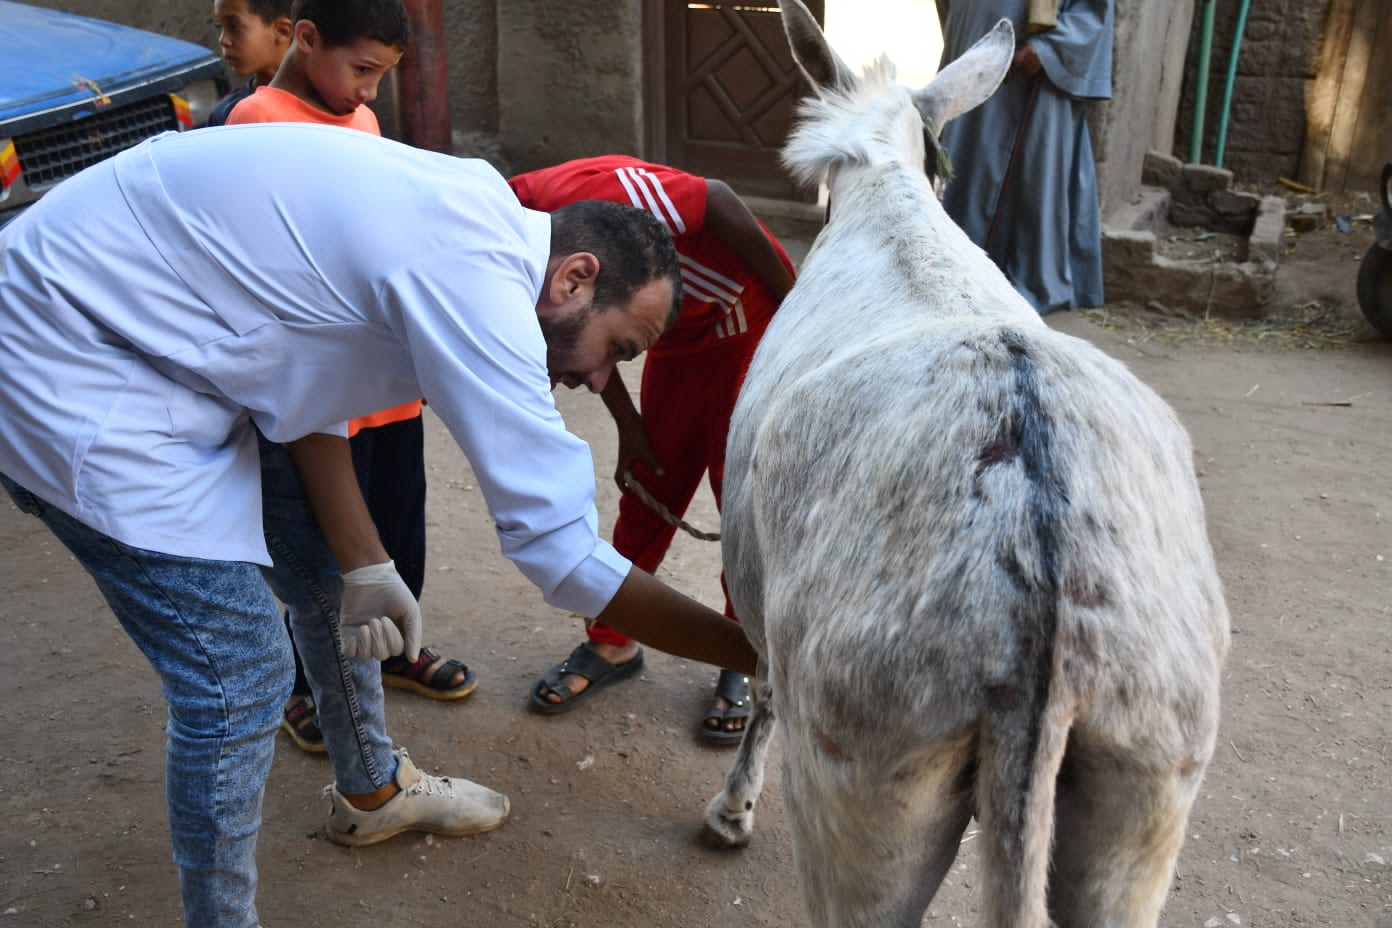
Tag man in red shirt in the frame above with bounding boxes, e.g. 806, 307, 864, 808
512, 156, 795, 744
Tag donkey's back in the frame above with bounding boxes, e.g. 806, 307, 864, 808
704, 4, 1229, 927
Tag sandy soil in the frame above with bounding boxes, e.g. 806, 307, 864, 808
1, 214, 1389, 927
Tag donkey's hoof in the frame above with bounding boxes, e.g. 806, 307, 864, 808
703, 796, 754, 848
701, 817, 753, 849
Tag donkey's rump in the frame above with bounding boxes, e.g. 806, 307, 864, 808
730, 317, 1228, 925
748, 319, 1222, 752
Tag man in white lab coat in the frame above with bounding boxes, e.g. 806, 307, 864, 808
0, 123, 755, 928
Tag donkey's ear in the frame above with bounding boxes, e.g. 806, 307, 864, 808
780, 0, 856, 95
912, 18, 1014, 135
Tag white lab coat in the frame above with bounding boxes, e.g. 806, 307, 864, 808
0, 124, 629, 617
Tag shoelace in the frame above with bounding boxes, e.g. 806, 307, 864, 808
406, 774, 455, 798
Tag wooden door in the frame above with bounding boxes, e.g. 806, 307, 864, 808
646, 0, 823, 200
1300, 0, 1392, 193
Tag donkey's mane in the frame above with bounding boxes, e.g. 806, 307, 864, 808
781, 55, 932, 187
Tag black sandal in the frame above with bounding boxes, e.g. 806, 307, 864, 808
701, 669, 750, 746
529, 641, 645, 715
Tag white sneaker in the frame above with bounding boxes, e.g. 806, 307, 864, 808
323, 748, 510, 847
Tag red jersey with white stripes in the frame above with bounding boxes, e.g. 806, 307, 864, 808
508, 156, 791, 353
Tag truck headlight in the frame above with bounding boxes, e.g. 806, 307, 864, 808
176, 78, 225, 130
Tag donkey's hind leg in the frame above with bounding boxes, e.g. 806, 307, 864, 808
704, 677, 776, 847
786, 733, 975, 928
1048, 735, 1211, 927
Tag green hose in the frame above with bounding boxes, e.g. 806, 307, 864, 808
1214, 0, 1253, 168
1189, 0, 1217, 164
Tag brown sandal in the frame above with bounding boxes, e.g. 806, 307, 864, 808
281, 691, 327, 754
381, 647, 479, 701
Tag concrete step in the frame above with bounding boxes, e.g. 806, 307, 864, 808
1099, 159, 1288, 319
1105, 185, 1172, 239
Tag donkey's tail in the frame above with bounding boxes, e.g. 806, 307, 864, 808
975, 641, 1072, 928
973, 328, 1074, 927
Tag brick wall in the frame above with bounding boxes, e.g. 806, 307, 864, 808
1174, 0, 1327, 184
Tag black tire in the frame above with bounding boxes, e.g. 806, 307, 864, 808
1356, 244, 1392, 339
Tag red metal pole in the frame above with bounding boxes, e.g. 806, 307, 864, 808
397, 0, 452, 152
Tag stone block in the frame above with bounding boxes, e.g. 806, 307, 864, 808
1105, 185, 1170, 235
1101, 228, 1157, 265
1147, 256, 1270, 320
1209, 189, 1259, 219
1181, 163, 1235, 197
1142, 150, 1183, 190
1248, 195, 1286, 265
1102, 220, 1277, 319
1206, 190, 1260, 235
1170, 201, 1214, 229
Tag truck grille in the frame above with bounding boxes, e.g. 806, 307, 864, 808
13, 95, 180, 190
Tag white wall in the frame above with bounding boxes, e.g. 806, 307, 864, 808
822, 0, 1194, 216
824, 0, 944, 89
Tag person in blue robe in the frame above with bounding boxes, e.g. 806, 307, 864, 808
937, 0, 1114, 314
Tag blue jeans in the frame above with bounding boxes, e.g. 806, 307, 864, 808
285, 416, 429, 697
2, 473, 290, 928
257, 436, 396, 794
4, 442, 400, 926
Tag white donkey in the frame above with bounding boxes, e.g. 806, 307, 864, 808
703, 3, 1231, 926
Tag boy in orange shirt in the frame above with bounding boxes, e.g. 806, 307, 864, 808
227, 0, 399, 131
228, 0, 477, 757
209, 0, 293, 126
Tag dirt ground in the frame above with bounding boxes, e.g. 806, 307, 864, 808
2, 206, 1390, 927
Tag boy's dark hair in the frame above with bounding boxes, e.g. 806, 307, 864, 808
550, 201, 683, 324
291, 0, 410, 50
245, 0, 292, 22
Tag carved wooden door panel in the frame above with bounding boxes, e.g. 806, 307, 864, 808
653, 0, 823, 200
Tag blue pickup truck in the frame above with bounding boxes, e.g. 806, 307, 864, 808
0, 1, 226, 227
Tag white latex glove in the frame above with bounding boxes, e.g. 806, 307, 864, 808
338, 561, 422, 662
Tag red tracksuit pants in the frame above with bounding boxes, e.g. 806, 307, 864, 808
587, 310, 773, 648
